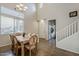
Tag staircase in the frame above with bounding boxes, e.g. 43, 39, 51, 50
56, 19, 79, 41
56, 19, 79, 54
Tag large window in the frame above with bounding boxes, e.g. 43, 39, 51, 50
15, 19, 24, 33
1, 15, 14, 34
0, 6, 24, 34
0, 15, 24, 34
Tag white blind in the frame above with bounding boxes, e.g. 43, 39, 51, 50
0, 6, 24, 34
0, 6, 24, 19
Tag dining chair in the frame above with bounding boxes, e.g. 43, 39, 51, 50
14, 35, 22, 56
33, 34, 39, 51
9, 35, 15, 54
31, 34, 39, 43
24, 34, 38, 56
9, 35, 22, 56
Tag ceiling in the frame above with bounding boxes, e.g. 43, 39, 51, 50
0, 3, 36, 15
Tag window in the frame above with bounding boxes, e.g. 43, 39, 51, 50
0, 6, 24, 34
0, 15, 24, 34
1, 15, 14, 34
15, 19, 24, 33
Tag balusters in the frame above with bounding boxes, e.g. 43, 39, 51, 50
73, 23, 74, 34
70, 24, 72, 35
57, 20, 79, 42
70, 24, 72, 36
74, 21, 76, 33
68, 25, 70, 37
72, 23, 73, 35
60, 31, 62, 40
65, 26, 67, 37
62, 29, 64, 39
78, 20, 79, 32
63, 29, 65, 38
66, 26, 68, 37
64, 28, 66, 38
76, 21, 78, 32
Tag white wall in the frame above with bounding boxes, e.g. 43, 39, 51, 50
56, 32, 79, 54
37, 3, 79, 53
38, 3, 79, 39
24, 13, 37, 34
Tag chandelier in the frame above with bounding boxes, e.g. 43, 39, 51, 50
15, 3, 28, 12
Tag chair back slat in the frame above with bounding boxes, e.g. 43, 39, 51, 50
29, 34, 39, 46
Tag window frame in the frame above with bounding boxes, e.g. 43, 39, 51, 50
0, 14, 24, 35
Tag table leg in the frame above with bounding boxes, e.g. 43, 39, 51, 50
21, 43, 24, 56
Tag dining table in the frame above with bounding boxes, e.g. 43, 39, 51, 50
16, 35, 29, 56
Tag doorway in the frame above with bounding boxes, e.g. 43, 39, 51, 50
48, 20, 56, 47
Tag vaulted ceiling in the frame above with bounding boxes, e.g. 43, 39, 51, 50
0, 3, 36, 15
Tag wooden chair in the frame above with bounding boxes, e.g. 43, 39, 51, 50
9, 35, 21, 55
9, 35, 15, 53
31, 34, 39, 43
33, 34, 39, 51
24, 35, 38, 56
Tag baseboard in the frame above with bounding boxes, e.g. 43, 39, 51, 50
0, 45, 11, 53
56, 47, 79, 55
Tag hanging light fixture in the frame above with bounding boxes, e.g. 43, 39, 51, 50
15, 3, 28, 12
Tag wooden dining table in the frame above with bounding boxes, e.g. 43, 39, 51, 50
16, 35, 29, 56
